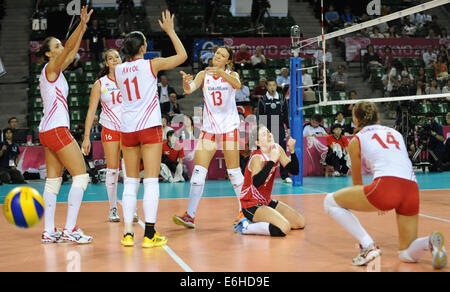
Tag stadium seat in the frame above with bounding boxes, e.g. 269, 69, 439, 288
31, 63, 44, 74
30, 97, 43, 109
66, 72, 80, 83
414, 103, 431, 115
30, 110, 44, 123
70, 110, 83, 122
83, 72, 95, 83
29, 84, 41, 97
432, 103, 448, 114
68, 95, 83, 108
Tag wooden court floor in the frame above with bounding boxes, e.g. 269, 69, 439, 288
0, 188, 449, 272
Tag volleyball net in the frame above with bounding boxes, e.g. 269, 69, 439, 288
289, 0, 450, 185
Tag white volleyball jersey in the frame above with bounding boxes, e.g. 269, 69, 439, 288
202, 70, 240, 134
114, 58, 161, 133
98, 75, 122, 132
38, 64, 70, 132
356, 125, 416, 182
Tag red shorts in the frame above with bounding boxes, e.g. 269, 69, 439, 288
102, 127, 121, 143
121, 126, 163, 147
199, 129, 239, 143
364, 176, 420, 216
39, 127, 75, 152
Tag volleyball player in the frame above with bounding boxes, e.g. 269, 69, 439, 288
37, 6, 93, 244
173, 47, 245, 228
82, 49, 122, 222
233, 126, 305, 236
114, 10, 187, 248
323, 101, 447, 269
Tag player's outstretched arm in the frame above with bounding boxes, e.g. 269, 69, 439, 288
180, 70, 205, 95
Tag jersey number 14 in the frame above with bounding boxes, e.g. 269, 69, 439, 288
372, 133, 400, 150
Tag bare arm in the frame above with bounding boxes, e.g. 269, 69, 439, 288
348, 137, 363, 185
46, 6, 93, 80
205, 68, 242, 90
81, 80, 101, 155
151, 10, 188, 75
180, 70, 205, 95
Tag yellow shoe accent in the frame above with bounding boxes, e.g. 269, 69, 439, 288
142, 232, 168, 248
121, 234, 135, 247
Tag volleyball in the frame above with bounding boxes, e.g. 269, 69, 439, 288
3, 187, 45, 229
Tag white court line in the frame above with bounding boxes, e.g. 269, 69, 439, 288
135, 218, 194, 272
419, 214, 450, 224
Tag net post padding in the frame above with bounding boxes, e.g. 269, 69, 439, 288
290, 57, 304, 187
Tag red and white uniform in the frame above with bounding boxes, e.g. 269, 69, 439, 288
202, 70, 240, 134
114, 59, 161, 133
355, 125, 416, 182
356, 125, 419, 216
98, 75, 122, 132
240, 150, 279, 209
38, 64, 70, 132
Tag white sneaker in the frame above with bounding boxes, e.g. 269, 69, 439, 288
334, 171, 341, 177
41, 228, 63, 244
429, 232, 447, 269
283, 177, 293, 184
352, 243, 381, 266
61, 227, 93, 244
109, 207, 120, 222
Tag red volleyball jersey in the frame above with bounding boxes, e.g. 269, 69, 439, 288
240, 149, 278, 209
162, 140, 185, 163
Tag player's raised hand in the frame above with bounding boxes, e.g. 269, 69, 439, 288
270, 144, 281, 163
180, 71, 194, 94
80, 5, 94, 25
287, 137, 296, 153
158, 10, 175, 33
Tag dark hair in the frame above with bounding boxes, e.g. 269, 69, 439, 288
3, 127, 13, 136
35, 37, 55, 62
266, 77, 277, 84
311, 114, 322, 123
166, 129, 175, 139
336, 111, 344, 117
426, 111, 436, 118
121, 31, 146, 61
184, 115, 194, 130
8, 117, 17, 124
162, 114, 171, 123
97, 49, 121, 80
353, 101, 379, 129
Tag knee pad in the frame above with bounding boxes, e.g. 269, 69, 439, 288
72, 174, 90, 191
324, 193, 339, 215
227, 168, 244, 188
44, 177, 63, 195
106, 169, 119, 185
191, 165, 208, 186
269, 224, 287, 237
123, 177, 140, 196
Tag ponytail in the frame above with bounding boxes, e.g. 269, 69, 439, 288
352, 101, 379, 131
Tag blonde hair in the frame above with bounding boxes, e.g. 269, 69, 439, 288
352, 101, 379, 130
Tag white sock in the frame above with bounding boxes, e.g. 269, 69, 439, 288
242, 222, 271, 236
399, 236, 430, 263
187, 165, 207, 218
105, 168, 119, 209
143, 178, 160, 223
324, 193, 374, 249
122, 178, 140, 224
43, 191, 57, 233
64, 185, 84, 231
227, 168, 244, 211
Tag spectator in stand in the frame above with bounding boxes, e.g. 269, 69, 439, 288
363, 44, 382, 80
178, 115, 200, 141
66, 51, 83, 74
400, 28, 410, 38
0, 128, 25, 184
302, 69, 316, 104
423, 46, 437, 69
386, 25, 400, 38
158, 75, 178, 110
324, 5, 340, 32
91, 115, 102, 134
3, 117, 18, 143
440, 28, 449, 40
303, 114, 327, 137
203, 0, 220, 34
160, 130, 188, 183
382, 64, 399, 97
235, 44, 252, 69
370, 27, 385, 38
344, 90, 357, 118
397, 75, 415, 97
161, 93, 181, 117
426, 28, 438, 39
235, 76, 251, 103
340, 6, 355, 27
425, 79, 442, 95
415, 79, 426, 96
334, 111, 352, 136
251, 46, 267, 69
313, 43, 333, 67
382, 46, 394, 68
325, 124, 350, 177
438, 44, 449, 65
415, 67, 427, 85
424, 111, 446, 171
434, 55, 448, 78
276, 67, 290, 89
162, 114, 174, 140
400, 65, 414, 83
330, 65, 348, 91
117, 0, 134, 35
86, 19, 106, 61
252, 77, 267, 105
